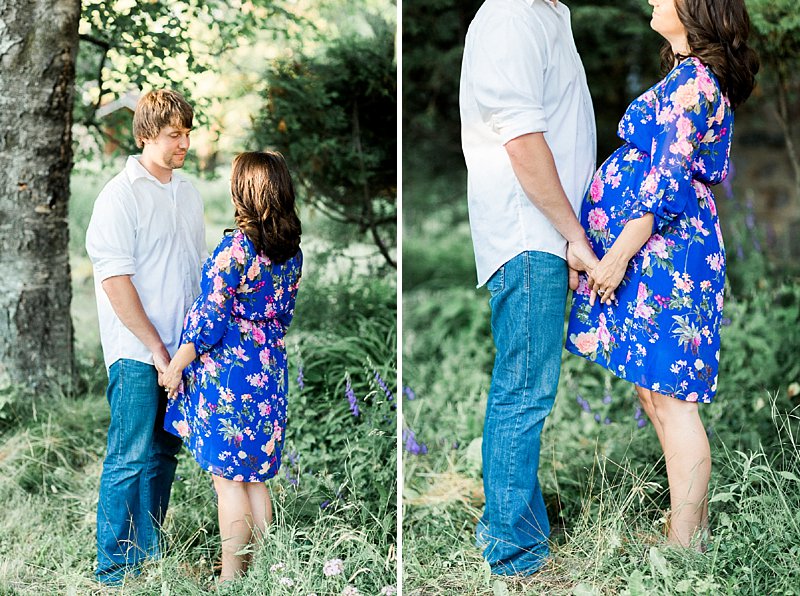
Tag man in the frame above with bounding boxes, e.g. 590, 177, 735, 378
460, 0, 599, 575
86, 89, 207, 584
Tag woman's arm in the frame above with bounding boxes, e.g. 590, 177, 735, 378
162, 342, 197, 398
588, 213, 654, 306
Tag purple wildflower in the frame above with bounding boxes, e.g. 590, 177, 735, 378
603, 417, 611, 425
637, 418, 648, 429
576, 394, 592, 413
296, 366, 305, 390
403, 428, 428, 455
320, 499, 331, 510
404, 386, 416, 401
374, 370, 394, 401
602, 394, 612, 405
721, 317, 731, 327
594, 413, 601, 423
345, 376, 360, 417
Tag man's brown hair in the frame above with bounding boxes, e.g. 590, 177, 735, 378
132, 89, 193, 148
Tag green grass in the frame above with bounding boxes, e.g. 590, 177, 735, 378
402, 172, 800, 595
0, 164, 397, 594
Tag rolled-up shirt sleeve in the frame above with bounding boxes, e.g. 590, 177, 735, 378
85, 190, 137, 281
470, 14, 548, 144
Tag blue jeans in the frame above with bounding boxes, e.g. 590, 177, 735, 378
96, 359, 183, 584
477, 251, 567, 575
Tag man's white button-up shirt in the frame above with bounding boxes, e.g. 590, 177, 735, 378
86, 156, 207, 370
460, 0, 597, 287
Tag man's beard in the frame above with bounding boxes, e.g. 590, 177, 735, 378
166, 153, 187, 169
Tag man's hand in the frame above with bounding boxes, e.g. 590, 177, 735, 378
567, 235, 599, 271
153, 347, 171, 386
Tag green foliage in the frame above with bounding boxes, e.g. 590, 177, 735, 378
288, 271, 397, 521
252, 22, 397, 267
74, 0, 302, 158
748, 0, 800, 70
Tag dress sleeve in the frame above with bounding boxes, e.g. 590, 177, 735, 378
469, 14, 548, 144
631, 60, 716, 234
277, 251, 302, 329
181, 232, 244, 354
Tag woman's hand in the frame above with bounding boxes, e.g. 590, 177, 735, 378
162, 361, 183, 399
588, 250, 628, 306
158, 342, 197, 399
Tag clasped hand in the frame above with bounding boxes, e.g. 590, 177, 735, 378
567, 238, 626, 307
153, 349, 181, 398
586, 249, 628, 306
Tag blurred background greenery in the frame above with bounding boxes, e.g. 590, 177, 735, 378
402, 0, 800, 593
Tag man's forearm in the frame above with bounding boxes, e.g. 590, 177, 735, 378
101, 275, 166, 355
505, 132, 586, 242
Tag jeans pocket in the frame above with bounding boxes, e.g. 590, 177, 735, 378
486, 266, 505, 297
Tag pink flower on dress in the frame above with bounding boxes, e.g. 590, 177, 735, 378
589, 176, 604, 202
685, 392, 699, 402
634, 301, 654, 319
646, 235, 668, 259
587, 208, 609, 231
573, 331, 599, 355
215, 248, 231, 270
637, 282, 648, 301
673, 79, 700, 111
676, 115, 693, 138
259, 348, 271, 367
670, 138, 693, 157
233, 474, 244, 481
247, 261, 260, 280
173, 420, 190, 438
706, 253, 723, 273
252, 326, 266, 345
696, 71, 716, 100
641, 170, 659, 195
231, 240, 246, 264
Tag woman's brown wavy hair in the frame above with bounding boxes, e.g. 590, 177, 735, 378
230, 151, 301, 264
660, 0, 759, 110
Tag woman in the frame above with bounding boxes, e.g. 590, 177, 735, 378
567, 0, 758, 548
161, 151, 302, 580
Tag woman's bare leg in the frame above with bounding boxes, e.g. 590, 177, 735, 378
244, 481, 273, 538
635, 386, 666, 449
212, 475, 253, 582
650, 391, 711, 550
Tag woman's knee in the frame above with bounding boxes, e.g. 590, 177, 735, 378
651, 391, 698, 423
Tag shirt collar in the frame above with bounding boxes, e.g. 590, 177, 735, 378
125, 155, 186, 187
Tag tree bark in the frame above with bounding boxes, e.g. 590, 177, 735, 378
0, 0, 80, 389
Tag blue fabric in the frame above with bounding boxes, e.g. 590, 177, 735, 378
96, 358, 182, 584
164, 230, 302, 482
478, 250, 567, 575
567, 58, 731, 403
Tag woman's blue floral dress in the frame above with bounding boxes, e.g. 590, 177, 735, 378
165, 229, 302, 481
567, 58, 732, 403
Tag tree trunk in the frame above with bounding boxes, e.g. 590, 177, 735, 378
0, 0, 80, 389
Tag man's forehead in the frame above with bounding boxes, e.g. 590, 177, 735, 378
160, 123, 192, 134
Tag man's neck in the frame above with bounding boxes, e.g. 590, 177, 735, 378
138, 154, 172, 184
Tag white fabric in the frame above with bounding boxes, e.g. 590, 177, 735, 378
86, 156, 207, 370
460, 0, 597, 287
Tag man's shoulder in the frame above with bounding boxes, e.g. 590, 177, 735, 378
469, 0, 547, 44
95, 168, 135, 206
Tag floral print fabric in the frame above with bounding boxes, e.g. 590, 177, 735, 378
567, 58, 732, 403
164, 229, 302, 480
